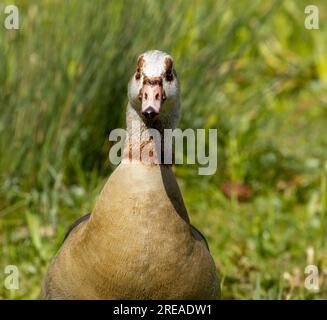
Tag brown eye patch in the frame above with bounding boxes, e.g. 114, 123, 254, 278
164, 57, 174, 82
135, 55, 144, 80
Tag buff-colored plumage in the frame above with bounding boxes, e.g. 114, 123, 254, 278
42, 50, 220, 300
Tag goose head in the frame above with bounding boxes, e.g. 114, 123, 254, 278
128, 50, 180, 129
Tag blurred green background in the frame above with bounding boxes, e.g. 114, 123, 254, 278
0, 0, 327, 299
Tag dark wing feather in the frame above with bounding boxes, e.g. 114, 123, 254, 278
191, 225, 210, 251
63, 213, 91, 242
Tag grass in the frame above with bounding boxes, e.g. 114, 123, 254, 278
0, 0, 327, 299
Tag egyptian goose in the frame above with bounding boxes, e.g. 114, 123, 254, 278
42, 50, 220, 299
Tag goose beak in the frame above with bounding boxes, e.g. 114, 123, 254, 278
141, 80, 164, 120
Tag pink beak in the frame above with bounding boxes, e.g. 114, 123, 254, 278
141, 81, 164, 120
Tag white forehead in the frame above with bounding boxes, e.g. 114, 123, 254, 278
141, 50, 172, 78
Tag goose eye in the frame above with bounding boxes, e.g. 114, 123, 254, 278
165, 69, 174, 82
135, 55, 144, 81
135, 68, 141, 80
164, 57, 174, 82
